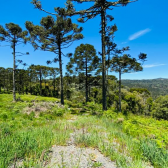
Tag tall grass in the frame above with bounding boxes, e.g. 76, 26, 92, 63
0, 121, 73, 168
72, 116, 168, 168
1, 94, 168, 167
0, 94, 73, 167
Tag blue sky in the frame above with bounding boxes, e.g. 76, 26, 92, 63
0, 0, 168, 79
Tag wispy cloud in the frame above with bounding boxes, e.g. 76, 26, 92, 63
143, 64, 166, 68
121, 41, 128, 44
129, 28, 151, 41
129, 72, 141, 74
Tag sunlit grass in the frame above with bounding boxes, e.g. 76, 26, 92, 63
0, 94, 73, 167
1, 94, 168, 167
72, 116, 168, 168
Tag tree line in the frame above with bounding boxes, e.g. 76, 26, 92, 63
0, 0, 147, 111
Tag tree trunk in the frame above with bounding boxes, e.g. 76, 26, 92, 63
119, 69, 121, 112
107, 45, 110, 77
3, 75, 5, 91
101, 4, 107, 110
22, 75, 25, 95
106, 45, 110, 97
39, 69, 42, 96
29, 71, 32, 95
26, 85, 28, 95
89, 85, 91, 98
53, 75, 56, 97
6, 73, 9, 92
30, 80, 32, 95
45, 80, 46, 87
58, 42, 64, 105
85, 56, 88, 102
19, 72, 21, 95
13, 38, 16, 101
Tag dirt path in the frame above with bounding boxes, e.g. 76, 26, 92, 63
45, 118, 116, 168
9, 115, 153, 168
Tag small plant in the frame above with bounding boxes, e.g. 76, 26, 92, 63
91, 161, 103, 167
53, 108, 64, 117
29, 111, 35, 120
58, 151, 66, 168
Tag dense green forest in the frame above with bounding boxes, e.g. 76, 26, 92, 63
122, 78, 168, 98
0, 0, 168, 167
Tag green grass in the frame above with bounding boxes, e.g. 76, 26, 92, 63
1, 94, 168, 167
71, 116, 168, 168
0, 94, 73, 167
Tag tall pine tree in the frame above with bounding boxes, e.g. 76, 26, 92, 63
31, 0, 138, 109
26, 12, 83, 104
67, 43, 100, 102
0, 23, 28, 101
66, 0, 138, 110
110, 49, 147, 112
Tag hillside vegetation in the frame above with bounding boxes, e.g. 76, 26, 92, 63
122, 78, 168, 98
1, 94, 168, 168
0, 1, 167, 168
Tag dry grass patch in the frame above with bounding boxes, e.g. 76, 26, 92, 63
23, 102, 64, 117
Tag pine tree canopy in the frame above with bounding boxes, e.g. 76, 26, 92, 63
25, 15, 83, 55
0, 23, 28, 45
67, 43, 100, 75
110, 50, 147, 74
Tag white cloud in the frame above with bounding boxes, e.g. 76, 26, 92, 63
143, 64, 166, 68
129, 28, 151, 41
121, 41, 128, 44
129, 72, 141, 74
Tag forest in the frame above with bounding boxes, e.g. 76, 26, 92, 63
0, 0, 168, 168
122, 78, 168, 98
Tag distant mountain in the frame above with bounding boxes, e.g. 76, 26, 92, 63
122, 78, 168, 98
155, 78, 168, 80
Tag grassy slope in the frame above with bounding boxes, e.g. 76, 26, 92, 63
0, 94, 168, 168
0, 94, 74, 167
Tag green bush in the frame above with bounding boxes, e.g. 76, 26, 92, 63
86, 102, 102, 116
152, 95, 168, 120
70, 108, 81, 114
53, 109, 63, 117
103, 109, 118, 119
0, 113, 8, 120
53, 108, 65, 117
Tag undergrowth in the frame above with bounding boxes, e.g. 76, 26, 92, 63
0, 94, 73, 167
72, 116, 168, 168
0, 94, 168, 167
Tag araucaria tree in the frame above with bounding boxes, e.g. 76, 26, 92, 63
110, 48, 147, 112
0, 23, 28, 101
66, 0, 138, 110
26, 12, 83, 104
67, 43, 100, 102
105, 24, 117, 77
31, 0, 138, 110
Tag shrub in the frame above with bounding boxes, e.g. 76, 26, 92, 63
53, 108, 64, 117
86, 102, 102, 115
152, 95, 168, 120
0, 113, 8, 121
70, 108, 81, 114
103, 109, 118, 119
